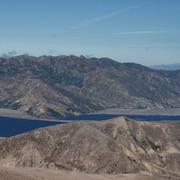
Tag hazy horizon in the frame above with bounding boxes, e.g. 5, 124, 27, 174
0, 0, 179, 65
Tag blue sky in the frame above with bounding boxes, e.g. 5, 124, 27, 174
0, 0, 179, 65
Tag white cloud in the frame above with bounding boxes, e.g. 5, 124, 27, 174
72, 2, 147, 29
112, 30, 176, 35
1, 51, 18, 58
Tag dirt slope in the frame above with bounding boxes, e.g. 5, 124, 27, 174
0, 166, 176, 180
0, 117, 180, 179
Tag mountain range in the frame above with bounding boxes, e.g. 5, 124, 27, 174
1, 55, 180, 119
151, 63, 180, 71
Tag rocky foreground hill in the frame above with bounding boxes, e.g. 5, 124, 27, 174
1, 55, 180, 119
0, 118, 180, 179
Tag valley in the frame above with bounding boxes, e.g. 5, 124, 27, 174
1, 0, 180, 179
1, 56, 180, 180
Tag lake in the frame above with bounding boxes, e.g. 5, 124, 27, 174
64, 114, 180, 121
1, 114, 180, 137
0, 116, 64, 137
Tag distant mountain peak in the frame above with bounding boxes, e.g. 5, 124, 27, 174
151, 63, 180, 71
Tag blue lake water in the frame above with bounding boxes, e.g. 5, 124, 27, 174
0, 116, 64, 137
64, 114, 180, 121
1, 114, 180, 137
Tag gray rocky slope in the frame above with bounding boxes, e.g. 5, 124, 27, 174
1, 55, 180, 119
